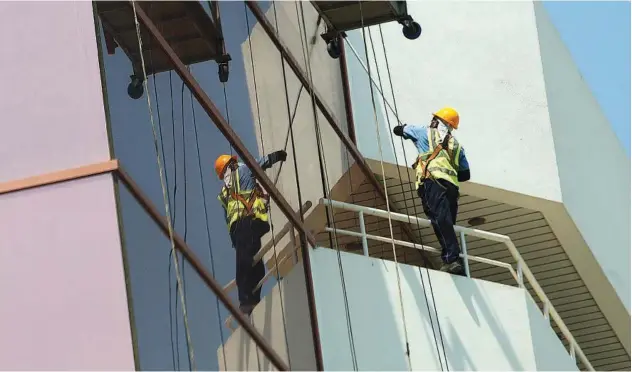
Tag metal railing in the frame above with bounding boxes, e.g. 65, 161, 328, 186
320, 198, 594, 371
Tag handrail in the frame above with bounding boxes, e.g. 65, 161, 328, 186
320, 198, 594, 371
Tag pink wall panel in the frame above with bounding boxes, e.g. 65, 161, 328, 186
0, 1, 110, 183
0, 174, 134, 370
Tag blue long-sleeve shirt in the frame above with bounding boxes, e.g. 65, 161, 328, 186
220, 153, 283, 223
402, 125, 470, 171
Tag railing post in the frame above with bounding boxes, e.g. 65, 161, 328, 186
460, 230, 470, 278
543, 301, 550, 322
358, 211, 369, 256
570, 342, 576, 361
517, 261, 524, 288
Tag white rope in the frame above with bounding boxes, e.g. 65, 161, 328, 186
358, 4, 412, 370
296, 2, 359, 369
130, 2, 196, 370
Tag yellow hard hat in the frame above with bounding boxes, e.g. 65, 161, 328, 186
433, 107, 460, 129
215, 154, 237, 180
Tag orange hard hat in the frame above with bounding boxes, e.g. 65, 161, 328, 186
433, 107, 460, 129
215, 154, 237, 180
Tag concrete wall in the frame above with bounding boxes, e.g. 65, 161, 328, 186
344, 0, 562, 203
220, 247, 578, 371
0, 175, 134, 370
217, 259, 317, 371
242, 1, 354, 263
0, 3, 134, 369
0, 1, 112, 182
533, 1, 631, 312
343, 0, 630, 331
311, 248, 578, 371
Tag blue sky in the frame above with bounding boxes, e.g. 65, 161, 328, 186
543, 1, 631, 155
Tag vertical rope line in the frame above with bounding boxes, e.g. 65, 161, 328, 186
179, 78, 192, 372
148, 31, 177, 366
295, 2, 358, 370
188, 80, 228, 371
130, 3, 195, 370
376, 24, 450, 369
379, 25, 456, 371
243, 4, 292, 367
272, 0, 310, 269
369, 26, 445, 370
165, 71, 181, 371
357, 3, 411, 370
366, 25, 446, 369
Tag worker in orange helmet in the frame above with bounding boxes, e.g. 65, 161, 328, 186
215, 150, 287, 315
392, 107, 471, 276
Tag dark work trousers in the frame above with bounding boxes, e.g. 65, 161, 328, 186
418, 179, 461, 264
229, 215, 271, 309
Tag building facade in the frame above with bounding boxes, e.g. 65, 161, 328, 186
0, 1, 628, 371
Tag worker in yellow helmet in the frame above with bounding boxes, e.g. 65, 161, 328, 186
215, 150, 287, 315
392, 107, 471, 276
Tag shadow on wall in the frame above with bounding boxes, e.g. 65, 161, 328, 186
311, 249, 576, 370
526, 291, 578, 371
310, 248, 409, 370
452, 276, 525, 370
401, 266, 460, 370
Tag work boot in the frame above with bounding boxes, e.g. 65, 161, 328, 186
440, 261, 466, 276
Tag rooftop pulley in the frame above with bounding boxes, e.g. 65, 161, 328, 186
310, 1, 421, 59
96, 1, 231, 99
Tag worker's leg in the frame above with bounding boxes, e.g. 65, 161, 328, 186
418, 179, 461, 265
249, 218, 269, 306
230, 216, 270, 315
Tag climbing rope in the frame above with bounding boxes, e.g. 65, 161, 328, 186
295, 2, 359, 370
367, 25, 451, 369
346, 20, 450, 369
269, 6, 323, 187
188, 76, 228, 371
272, 0, 311, 268
357, 3, 412, 370
374, 24, 449, 369
130, 2, 195, 370
243, 4, 292, 367
147, 20, 182, 369
374, 24, 450, 370
179, 77, 193, 371
146, 30, 178, 366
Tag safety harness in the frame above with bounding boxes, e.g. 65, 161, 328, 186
218, 167, 270, 230
229, 183, 270, 218
413, 127, 461, 189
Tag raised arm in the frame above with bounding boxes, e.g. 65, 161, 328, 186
457, 148, 471, 182
258, 150, 288, 170
393, 123, 424, 142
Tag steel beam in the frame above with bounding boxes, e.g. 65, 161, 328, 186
126, 3, 323, 370
338, 35, 356, 145
245, 1, 434, 269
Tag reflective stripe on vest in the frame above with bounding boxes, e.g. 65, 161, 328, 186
217, 168, 269, 230
414, 128, 461, 188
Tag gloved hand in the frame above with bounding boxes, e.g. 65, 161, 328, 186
273, 150, 288, 162
393, 124, 406, 137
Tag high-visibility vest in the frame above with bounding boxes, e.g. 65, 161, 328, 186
414, 127, 462, 189
217, 168, 270, 230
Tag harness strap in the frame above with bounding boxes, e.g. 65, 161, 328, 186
230, 184, 269, 217
416, 131, 452, 180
